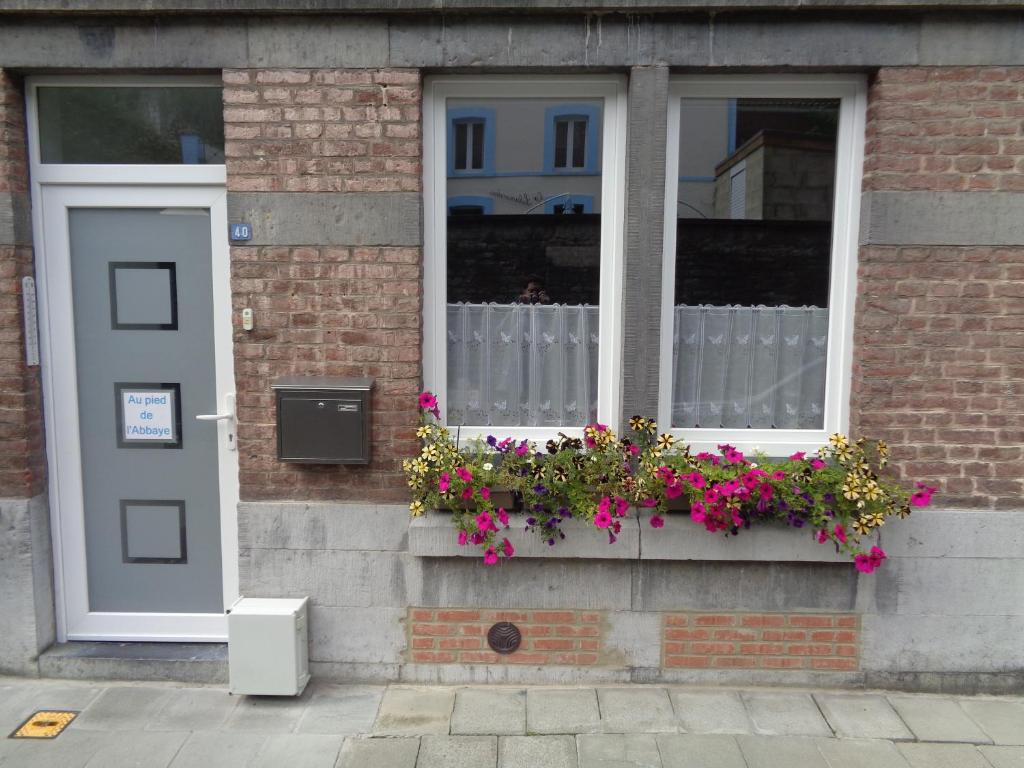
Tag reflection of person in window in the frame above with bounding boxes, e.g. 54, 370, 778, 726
515, 274, 552, 305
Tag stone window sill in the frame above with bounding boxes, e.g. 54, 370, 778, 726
408, 511, 850, 563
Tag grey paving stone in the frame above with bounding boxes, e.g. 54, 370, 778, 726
814, 694, 914, 741
147, 687, 239, 731
742, 692, 833, 738
736, 735, 830, 768
451, 689, 526, 736
527, 689, 601, 735
958, 699, 1024, 746
668, 691, 752, 734
0, 682, 103, 732
72, 686, 174, 731
82, 731, 190, 768
896, 742, 991, 768
815, 737, 912, 768
576, 734, 663, 767
979, 746, 1024, 768
374, 687, 455, 736
251, 734, 345, 768
598, 689, 678, 734
335, 737, 420, 768
656, 735, 747, 768
168, 731, 268, 768
888, 697, 992, 744
297, 684, 384, 736
498, 735, 577, 768
0, 729, 106, 768
223, 693, 309, 734
417, 735, 498, 767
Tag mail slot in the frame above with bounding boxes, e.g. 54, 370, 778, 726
272, 376, 373, 464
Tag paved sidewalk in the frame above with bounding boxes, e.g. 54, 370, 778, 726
1, 677, 1022, 767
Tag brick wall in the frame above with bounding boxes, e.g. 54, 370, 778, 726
409, 608, 602, 666
852, 67, 1024, 509
224, 69, 422, 501
0, 69, 44, 499
662, 612, 860, 672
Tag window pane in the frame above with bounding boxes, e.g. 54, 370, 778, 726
673, 97, 839, 430
37, 87, 224, 164
572, 119, 587, 168
471, 121, 484, 169
454, 122, 468, 170
554, 120, 569, 168
446, 97, 604, 428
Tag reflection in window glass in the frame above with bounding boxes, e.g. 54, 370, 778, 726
38, 87, 225, 164
446, 97, 603, 428
672, 97, 839, 430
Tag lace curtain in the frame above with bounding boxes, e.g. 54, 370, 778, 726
445, 303, 828, 430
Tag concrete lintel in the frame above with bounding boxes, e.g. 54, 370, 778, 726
861, 191, 1024, 246
0, 192, 33, 247
226, 192, 422, 247
409, 512, 641, 559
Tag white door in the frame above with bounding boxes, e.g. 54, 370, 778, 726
37, 185, 238, 641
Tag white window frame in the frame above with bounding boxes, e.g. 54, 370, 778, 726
659, 74, 867, 455
423, 75, 627, 442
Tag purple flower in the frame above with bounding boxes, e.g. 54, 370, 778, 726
533, 484, 548, 495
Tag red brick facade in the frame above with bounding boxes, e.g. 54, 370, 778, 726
0, 69, 44, 499
852, 67, 1024, 509
662, 612, 860, 672
224, 69, 422, 501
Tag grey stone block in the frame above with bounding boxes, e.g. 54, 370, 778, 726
417, 558, 633, 611
0, 729, 106, 768
72, 686, 174, 731
146, 687, 239, 731
577, 734, 662, 767
958, 698, 1024, 745
814, 738, 912, 768
896, 742, 992, 768
498, 735, 576, 768
872, 557, 1024, 617
451, 689, 526, 736
239, 502, 410, 552
741, 692, 832, 738
222, 693, 309, 734
888, 697, 992, 744
168, 731, 268, 768
335, 737, 420, 768
735, 735, 830, 768
880, 510, 1024, 559
920, 15, 1024, 66
403, 664, 631, 687
79, 731, 190, 768
598, 688, 677, 734
310, 661, 402, 685
860, 191, 1024, 247
656, 734, 747, 768
813, 694, 914, 741
226, 193, 421, 247
417, 735, 498, 768
37, 642, 227, 685
250, 734, 345, 768
639, 514, 847, 563
309, 606, 407, 664
668, 691, 752, 734
374, 686, 455, 736
604, 612, 663, 670
635, 561, 857, 613
295, 683, 384, 735
246, 17, 388, 68
860, 614, 1024, 674
526, 689, 601, 735
409, 513, 640, 560
979, 746, 1024, 768
0, 681, 102, 732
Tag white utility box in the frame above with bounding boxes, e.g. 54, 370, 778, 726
228, 596, 310, 696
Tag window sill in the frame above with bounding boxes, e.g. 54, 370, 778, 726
408, 511, 851, 563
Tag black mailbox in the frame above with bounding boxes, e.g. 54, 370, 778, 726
272, 376, 373, 464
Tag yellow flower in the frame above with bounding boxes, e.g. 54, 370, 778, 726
842, 483, 860, 501
421, 444, 440, 461
868, 511, 885, 527
829, 433, 849, 448
876, 440, 889, 458
897, 505, 912, 519
412, 458, 429, 475
629, 416, 646, 432
409, 500, 425, 517
416, 425, 432, 439
862, 481, 881, 502
852, 517, 871, 535
834, 445, 853, 463
645, 420, 658, 435
656, 433, 675, 451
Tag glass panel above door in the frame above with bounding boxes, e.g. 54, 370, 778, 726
37, 87, 225, 164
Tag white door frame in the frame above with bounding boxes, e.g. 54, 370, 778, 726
26, 77, 238, 642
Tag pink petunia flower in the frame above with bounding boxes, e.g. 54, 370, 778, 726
834, 524, 847, 544
854, 553, 875, 573
461, 487, 474, 500
789, 451, 806, 461
688, 472, 707, 490
476, 510, 494, 533
771, 470, 787, 481
438, 472, 451, 492
455, 466, 473, 482
628, 444, 640, 455
816, 529, 829, 544
483, 547, 498, 565
614, 496, 629, 517
810, 459, 826, 470
594, 509, 612, 529
690, 501, 706, 523
502, 538, 515, 558
665, 482, 684, 499
418, 391, 438, 411
458, 530, 468, 546
910, 483, 936, 507
649, 515, 665, 529
497, 507, 509, 527
480, 486, 491, 501
641, 497, 658, 507
597, 496, 612, 515
515, 440, 530, 456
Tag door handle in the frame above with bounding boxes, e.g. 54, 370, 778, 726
195, 393, 237, 451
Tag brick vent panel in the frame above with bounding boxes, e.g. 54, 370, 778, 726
408, 608, 604, 666
662, 612, 861, 671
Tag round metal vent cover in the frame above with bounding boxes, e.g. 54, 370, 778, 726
487, 621, 522, 654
